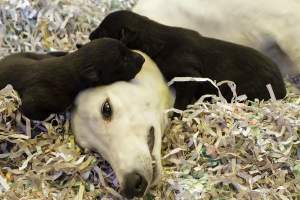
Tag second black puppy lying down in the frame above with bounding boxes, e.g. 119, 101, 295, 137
89, 10, 287, 109
0, 38, 144, 120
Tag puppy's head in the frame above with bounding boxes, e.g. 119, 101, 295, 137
88, 11, 165, 57
75, 38, 144, 86
72, 51, 173, 199
89, 11, 143, 42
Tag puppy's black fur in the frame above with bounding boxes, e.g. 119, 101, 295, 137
0, 38, 144, 120
89, 10, 286, 109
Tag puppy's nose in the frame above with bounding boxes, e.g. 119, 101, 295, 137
121, 172, 148, 199
133, 52, 145, 68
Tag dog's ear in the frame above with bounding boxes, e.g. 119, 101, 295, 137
120, 27, 138, 45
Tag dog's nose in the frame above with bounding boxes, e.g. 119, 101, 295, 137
121, 172, 148, 199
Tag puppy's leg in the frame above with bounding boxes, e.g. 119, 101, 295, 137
20, 100, 49, 120
165, 57, 205, 110
19, 87, 66, 120
173, 82, 199, 110
19, 94, 51, 120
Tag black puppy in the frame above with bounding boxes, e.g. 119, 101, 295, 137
0, 38, 144, 120
89, 10, 286, 109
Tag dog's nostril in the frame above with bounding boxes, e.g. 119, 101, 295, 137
134, 173, 144, 191
130, 173, 147, 194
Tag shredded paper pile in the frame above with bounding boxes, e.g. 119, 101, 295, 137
0, 0, 299, 199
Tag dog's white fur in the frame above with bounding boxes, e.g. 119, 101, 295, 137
71, 50, 174, 195
134, 0, 300, 77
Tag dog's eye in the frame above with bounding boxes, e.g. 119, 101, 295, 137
101, 98, 112, 120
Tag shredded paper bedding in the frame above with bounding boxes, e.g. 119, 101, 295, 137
0, 0, 299, 199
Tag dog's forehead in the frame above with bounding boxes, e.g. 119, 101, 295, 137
76, 87, 106, 109
76, 81, 155, 118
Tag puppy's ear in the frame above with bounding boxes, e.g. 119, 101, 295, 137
120, 27, 138, 44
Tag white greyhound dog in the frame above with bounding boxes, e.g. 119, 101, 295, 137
134, 0, 300, 85
71, 50, 174, 199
